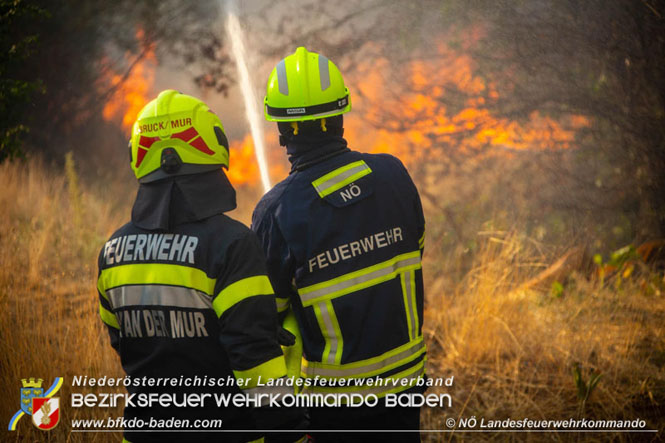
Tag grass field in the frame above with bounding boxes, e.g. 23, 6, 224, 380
1, 158, 663, 442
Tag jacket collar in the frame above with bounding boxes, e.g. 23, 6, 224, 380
285, 134, 349, 172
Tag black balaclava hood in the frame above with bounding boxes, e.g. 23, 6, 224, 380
277, 115, 349, 172
131, 168, 236, 231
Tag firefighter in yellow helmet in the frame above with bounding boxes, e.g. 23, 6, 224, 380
253, 48, 427, 441
97, 90, 306, 442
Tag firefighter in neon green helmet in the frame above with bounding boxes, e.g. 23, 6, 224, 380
264, 46, 350, 123
98, 90, 307, 442
129, 89, 230, 182
254, 48, 428, 441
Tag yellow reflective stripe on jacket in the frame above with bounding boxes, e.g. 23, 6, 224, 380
98, 264, 216, 300
99, 302, 120, 329
213, 275, 274, 318
301, 358, 426, 397
275, 296, 290, 313
233, 355, 287, 389
418, 229, 425, 249
401, 270, 419, 340
301, 337, 425, 379
298, 251, 422, 306
311, 160, 372, 198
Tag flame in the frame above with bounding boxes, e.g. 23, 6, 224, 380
101, 29, 156, 132
226, 135, 259, 186
344, 41, 590, 165
226, 133, 289, 187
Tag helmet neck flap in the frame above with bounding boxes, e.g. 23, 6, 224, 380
131, 169, 236, 231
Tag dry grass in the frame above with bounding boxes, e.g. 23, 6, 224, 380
1, 157, 129, 442
1, 159, 663, 442
422, 233, 665, 441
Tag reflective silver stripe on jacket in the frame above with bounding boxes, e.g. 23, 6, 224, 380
316, 301, 341, 364
107, 285, 212, 310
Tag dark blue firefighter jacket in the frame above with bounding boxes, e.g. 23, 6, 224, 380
252, 137, 426, 397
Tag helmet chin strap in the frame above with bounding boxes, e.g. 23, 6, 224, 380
278, 116, 344, 146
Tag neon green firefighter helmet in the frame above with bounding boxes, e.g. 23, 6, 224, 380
129, 89, 230, 182
264, 47, 351, 122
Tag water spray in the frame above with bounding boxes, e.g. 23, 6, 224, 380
225, 0, 272, 193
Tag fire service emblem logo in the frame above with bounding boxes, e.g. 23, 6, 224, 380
8, 377, 63, 431
31, 397, 60, 430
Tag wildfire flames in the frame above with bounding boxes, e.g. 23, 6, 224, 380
344, 43, 589, 166
102, 32, 589, 188
227, 133, 289, 187
226, 135, 261, 186
101, 30, 156, 132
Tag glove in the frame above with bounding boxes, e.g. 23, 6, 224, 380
277, 326, 296, 346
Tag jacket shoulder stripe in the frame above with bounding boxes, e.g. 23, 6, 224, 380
311, 160, 372, 198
